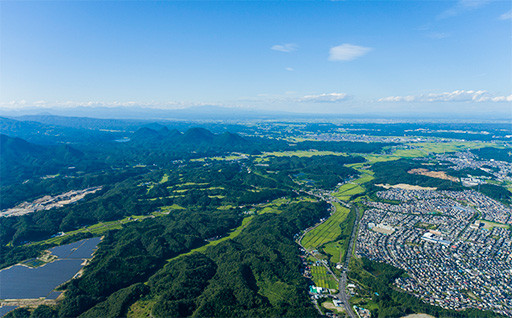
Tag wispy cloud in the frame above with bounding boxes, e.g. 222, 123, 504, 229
427, 32, 450, 39
299, 93, 350, 103
285, 67, 294, 71
271, 43, 298, 53
328, 43, 372, 61
438, 0, 492, 19
499, 9, 512, 20
0, 100, 223, 110
378, 90, 512, 103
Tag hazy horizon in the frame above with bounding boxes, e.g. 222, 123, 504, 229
1, 1, 511, 118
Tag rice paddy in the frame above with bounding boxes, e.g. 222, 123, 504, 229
301, 203, 349, 249
310, 265, 338, 290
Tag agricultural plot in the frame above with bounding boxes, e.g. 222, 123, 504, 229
310, 265, 338, 290
394, 141, 495, 158
321, 241, 343, 264
333, 183, 365, 201
333, 170, 373, 201
301, 203, 349, 249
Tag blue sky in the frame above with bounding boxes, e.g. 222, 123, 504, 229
1, 0, 511, 116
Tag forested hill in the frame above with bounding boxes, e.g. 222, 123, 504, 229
130, 126, 249, 150
0, 134, 86, 185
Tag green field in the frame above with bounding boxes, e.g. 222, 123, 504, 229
321, 241, 343, 264
171, 215, 255, 259
261, 150, 347, 158
333, 169, 373, 201
302, 203, 349, 249
310, 265, 338, 290
362, 154, 401, 164
333, 183, 365, 201
191, 154, 249, 162
29, 205, 184, 246
257, 196, 317, 214
481, 220, 511, 230
393, 141, 495, 158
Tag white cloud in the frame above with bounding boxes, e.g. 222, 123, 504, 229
271, 43, 298, 53
499, 10, 512, 20
439, 0, 492, 19
299, 93, 350, 103
285, 67, 294, 71
378, 90, 512, 103
328, 44, 372, 61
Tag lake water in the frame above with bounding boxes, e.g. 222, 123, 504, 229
0, 306, 17, 317
49, 236, 102, 259
0, 237, 101, 300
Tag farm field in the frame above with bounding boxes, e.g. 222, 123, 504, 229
333, 169, 373, 201
333, 183, 365, 201
301, 203, 349, 250
321, 241, 343, 264
394, 141, 496, 158
310, 265, 338, 290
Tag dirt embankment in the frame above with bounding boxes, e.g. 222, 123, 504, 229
376, 183, 437, 191
408, 168, 459, 182
1, 298, 57, 308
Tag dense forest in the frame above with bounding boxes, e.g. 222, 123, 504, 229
1, 117, 510, 318
371, 159, 464, 190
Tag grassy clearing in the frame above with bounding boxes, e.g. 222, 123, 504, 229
127, 299, 155, 318
159, 174, 169, 184
259, 281, 299, 307
261, 150, 347, 158
29, 205, 184, 246
481, 220, 510, 230
302, 203, 349, 249
256, 196, 317, 215
350, 297, 379, 311
191, 154, 249, 162
175, 182, 210, 187
322, 241, 343, 264
310, 265, 338, 290
174, 216, 255, 259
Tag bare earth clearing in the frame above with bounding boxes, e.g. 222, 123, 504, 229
0, 186, 102, 218
408, 168, 459, 182
376, 183, 437, 191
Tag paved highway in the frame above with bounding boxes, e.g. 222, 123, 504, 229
335, 204, 360, 318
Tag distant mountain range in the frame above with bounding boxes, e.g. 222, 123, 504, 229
0, 105, 294, 120
0, 104, 510, 121
130, 126, 251, 152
